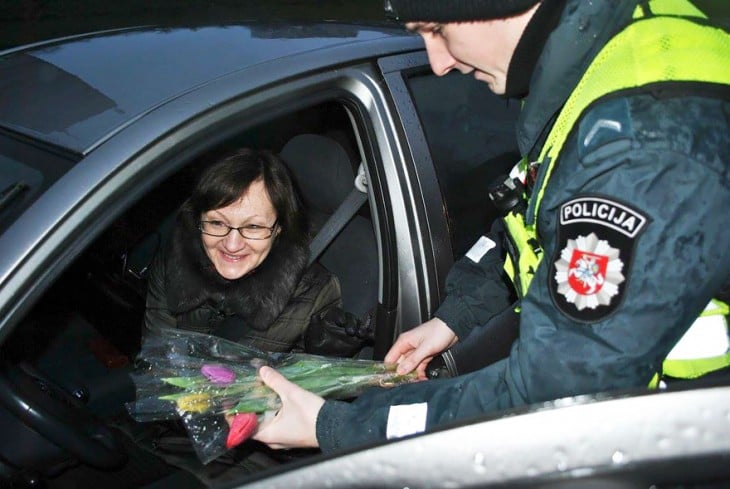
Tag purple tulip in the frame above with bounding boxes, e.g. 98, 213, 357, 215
201, 364, 236, 385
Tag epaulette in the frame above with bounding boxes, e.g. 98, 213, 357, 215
577, 97, 635, 166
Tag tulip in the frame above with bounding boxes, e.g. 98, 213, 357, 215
226, 413, 258, 448
201, 364, 236, 385
175, 393, 211, 413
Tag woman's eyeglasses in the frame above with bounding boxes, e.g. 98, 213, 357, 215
199, 220, 277, 240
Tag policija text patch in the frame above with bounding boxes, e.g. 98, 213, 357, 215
550, 196, 648, 322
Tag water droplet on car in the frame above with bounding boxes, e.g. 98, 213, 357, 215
681, 424, 700, 440
379, 462, 397, 476
554, 448, 568, 471
657, 435, 672, 451
473, 452, 486, 474
612, 450, 626, 465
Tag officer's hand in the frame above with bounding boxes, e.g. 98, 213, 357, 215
252, 366, 323, 449
304, 307, 373, 357
384, 317, 458, 378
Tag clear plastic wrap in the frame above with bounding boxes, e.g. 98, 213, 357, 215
126, 328, 416, 464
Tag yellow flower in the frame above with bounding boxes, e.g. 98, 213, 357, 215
176, 393, 211, 413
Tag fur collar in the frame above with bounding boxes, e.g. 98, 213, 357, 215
164, 214, 309, 330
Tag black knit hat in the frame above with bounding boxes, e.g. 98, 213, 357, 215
384, 0, 540, 23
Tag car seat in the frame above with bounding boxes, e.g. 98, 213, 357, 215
280, 133, 378, 320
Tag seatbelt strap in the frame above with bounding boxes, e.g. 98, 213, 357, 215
307, 163, 368, 266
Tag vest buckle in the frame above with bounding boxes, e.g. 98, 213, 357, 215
488, 175, 527, 216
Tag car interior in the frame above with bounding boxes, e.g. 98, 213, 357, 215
0, 100, 379, 488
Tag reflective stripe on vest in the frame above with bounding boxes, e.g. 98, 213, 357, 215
501, 0, 730, 382
648, 300, 730, 388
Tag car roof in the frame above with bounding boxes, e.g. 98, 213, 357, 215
0, 22, 419, 155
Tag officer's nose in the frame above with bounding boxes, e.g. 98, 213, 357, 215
424, 36, 456, 76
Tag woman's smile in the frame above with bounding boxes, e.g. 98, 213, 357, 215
201, 179, 279, 280
219, 249, 250, 262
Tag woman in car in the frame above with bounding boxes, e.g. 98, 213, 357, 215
144, 147, 367, 355
139, 147, 372, 481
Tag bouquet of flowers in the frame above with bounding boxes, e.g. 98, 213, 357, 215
126, 328, 417, 464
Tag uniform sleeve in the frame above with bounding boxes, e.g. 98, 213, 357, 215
434, 227, 515, 340
511, 96, 730, 403
316, 358, 523, 452
143, 248, 177, 333
315, 95, 730, 453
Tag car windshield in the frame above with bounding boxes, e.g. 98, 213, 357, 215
0, 131, 78, 234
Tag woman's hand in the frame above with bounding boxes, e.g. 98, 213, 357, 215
384, 318, 458, 378
252, 366, 324, 449
304, 307, 372, 357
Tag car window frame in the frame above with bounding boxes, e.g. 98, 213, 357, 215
378, 50, 454, 318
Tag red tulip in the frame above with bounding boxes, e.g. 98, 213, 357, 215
226, 412, 258, 448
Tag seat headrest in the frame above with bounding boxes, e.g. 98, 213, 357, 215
280, 134, 355, 214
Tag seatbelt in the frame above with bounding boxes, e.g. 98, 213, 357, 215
307, 163, 368, 266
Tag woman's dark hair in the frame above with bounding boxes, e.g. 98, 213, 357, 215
180, 148, 306, 245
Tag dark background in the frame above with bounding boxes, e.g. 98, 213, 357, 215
0, 1, 383, 50
1, 1, 728, 50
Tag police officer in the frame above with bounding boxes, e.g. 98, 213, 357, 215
252, 0, 730, 451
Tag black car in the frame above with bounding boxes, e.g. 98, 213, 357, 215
0, 20, 728, 489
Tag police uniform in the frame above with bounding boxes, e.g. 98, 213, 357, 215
315, 0, 730, 451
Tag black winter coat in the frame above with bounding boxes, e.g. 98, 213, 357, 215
144, 218, 341, 353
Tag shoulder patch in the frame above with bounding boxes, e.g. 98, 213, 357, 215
578, 97, 634, 165
549, 195, 650, 323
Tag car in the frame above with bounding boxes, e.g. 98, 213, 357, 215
0, 19, 728, 489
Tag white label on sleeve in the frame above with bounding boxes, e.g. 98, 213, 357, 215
386, 403, 428, 439
465, 236, 496, 263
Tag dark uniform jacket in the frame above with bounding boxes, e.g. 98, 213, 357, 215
316, 0, 730, 452
144, 215, 341, 353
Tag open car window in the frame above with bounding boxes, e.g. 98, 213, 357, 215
404, 71, 521, 259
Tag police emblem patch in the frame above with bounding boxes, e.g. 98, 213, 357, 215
554, 233, 623, 310
550, 196, 649, 322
